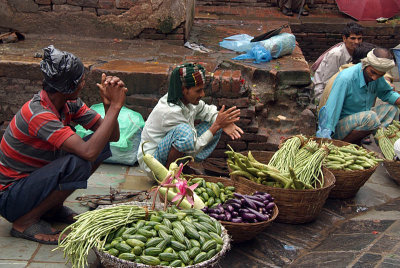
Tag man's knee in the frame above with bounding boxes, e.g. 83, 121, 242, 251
360, 111, 380, 129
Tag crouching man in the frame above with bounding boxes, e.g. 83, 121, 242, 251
0, 45, 127, 244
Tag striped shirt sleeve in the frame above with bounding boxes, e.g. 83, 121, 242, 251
69, 99, 101, 129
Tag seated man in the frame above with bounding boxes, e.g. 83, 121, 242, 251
0, 45, 127, 244
316, 48, 400, 144
313, 22, 364, 100
318, 42, 378, 112
138, 63, 243, 178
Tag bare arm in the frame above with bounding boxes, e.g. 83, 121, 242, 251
60, 76, 127, 161
90, 73, 121, 142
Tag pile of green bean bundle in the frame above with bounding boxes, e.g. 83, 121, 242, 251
226, 139, 327, 190
268, 135, 307, 173
323, 143, 383, 170
375, 121, 400, 160
56, 205, 155, 268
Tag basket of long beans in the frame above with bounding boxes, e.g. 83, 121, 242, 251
227, 136, 335, 224
374, 123, 400, 185
312, 138, 382, 198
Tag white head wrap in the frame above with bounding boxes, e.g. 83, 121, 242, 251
361, 49, 395, 73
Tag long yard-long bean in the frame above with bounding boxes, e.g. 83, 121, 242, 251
56, 205, 154, 268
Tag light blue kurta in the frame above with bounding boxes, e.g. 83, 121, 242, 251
318, 63, 399, 136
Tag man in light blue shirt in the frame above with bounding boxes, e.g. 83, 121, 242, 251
317, 48, 400, 144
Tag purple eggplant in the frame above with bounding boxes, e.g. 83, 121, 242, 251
208, 213, 219, 219
230, 202, 241, 210
232, 211, 239, 217
224, 211, 232, 222
226, 198, 242, 205
247, 207, 270, 221
231, 217, 243, 223
263, 200, 270, 206
225, 204, 234, 212
208, 208, 220, 214
241, 213, 256, 221
239, 208, 250, 214
247, 195, 265, 202
265, 202, 275, 210
260, 207, 266, 213
201, 207, 208, 213
217, 214, 226, 221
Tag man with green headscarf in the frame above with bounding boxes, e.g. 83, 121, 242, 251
138, 63, 243, 177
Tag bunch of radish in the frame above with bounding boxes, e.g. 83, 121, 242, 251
201, 192, 275, 223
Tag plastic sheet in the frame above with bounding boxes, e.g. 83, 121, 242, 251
76, 104, 145, 166
232, 44, 272, 64
260, 33, 296, 58
40, 45, 84, 94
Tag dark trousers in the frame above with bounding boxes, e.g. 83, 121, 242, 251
0, 137, 111, 222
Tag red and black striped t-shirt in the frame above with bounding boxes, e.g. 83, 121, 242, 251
0, 90, 101, 191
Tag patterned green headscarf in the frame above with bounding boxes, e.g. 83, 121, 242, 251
167, 63, 206, 104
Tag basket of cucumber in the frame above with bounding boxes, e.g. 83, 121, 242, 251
93, 201, 231, 268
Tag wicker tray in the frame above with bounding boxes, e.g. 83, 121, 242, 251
231, 151, 335, 224
93, 201, 231, 268
383, 159, 400, 185
312, 138, 379, 199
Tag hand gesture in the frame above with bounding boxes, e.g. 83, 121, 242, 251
96, 73, 111, 106
101, 75, 127, 109
223, 123, 243, 140
214, 105, 241, 129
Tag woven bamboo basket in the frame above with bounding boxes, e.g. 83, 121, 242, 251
93, 201, 231, 268
230, 151, 335, 224
383, 160, 400, 185
193, 175, 278, 242
220, 204, 279, 243
312, 138, 379, 198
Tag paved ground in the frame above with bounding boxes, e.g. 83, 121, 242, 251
0, 151, 399, 268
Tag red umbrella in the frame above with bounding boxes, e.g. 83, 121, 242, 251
336, 0, 400, 21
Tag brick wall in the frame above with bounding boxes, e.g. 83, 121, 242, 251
291, 22, 400, 62
1, 0, 193, 43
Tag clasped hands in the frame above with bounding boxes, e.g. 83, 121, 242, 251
96, 73, 127, 108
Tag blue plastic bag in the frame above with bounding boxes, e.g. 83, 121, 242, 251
232, 44, 272, 64
219, 34, 254, 52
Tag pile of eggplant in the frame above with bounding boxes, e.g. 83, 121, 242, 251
201, 192, 275, 223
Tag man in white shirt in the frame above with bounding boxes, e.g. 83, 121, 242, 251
137, 63, 243, 178
313, 22, 364, 100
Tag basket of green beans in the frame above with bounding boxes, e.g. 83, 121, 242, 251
227, 137, 336, 224
312, 138, 382, 199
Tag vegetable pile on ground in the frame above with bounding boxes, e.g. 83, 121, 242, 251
202, 192, 275, 223
227, 136, 329, 189
323, 143, 382, 170
189, 177, 235, 208
58, 206, 225, 268
375, 121, 400, 160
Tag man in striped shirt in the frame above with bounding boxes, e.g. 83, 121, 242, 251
0, 45, 127, 244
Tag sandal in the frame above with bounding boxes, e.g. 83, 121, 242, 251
10, 220, 61, 245
300, 10, 309, 16
281, 7, 293, 16
42, 206, 78, 224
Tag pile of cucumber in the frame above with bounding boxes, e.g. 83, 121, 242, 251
102, 207, 225, 267
190, 177, 235, 208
